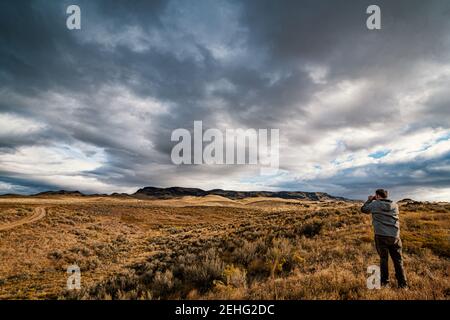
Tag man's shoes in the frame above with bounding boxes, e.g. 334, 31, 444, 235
398, 283, 409, 290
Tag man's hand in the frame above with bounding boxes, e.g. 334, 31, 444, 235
362, 196, 375, 213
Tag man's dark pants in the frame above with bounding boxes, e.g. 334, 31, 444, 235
374, 234, 408, 287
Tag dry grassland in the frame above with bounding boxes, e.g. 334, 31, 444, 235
0, 195, 448, 300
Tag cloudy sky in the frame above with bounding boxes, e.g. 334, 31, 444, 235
1, 0, 450, 200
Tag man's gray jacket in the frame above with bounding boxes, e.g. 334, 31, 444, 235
361, 199, 400, 238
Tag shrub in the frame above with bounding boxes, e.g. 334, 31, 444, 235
266, 238, 300, 276
181, 249, 224, 290
223, 265, 247, 288
152, 270, 174, 297
296, 220, 323, 238
232, 238, 265, 266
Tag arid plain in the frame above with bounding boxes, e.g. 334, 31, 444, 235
0, 194, 448, 300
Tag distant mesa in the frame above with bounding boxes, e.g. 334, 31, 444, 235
398, 198, 421, 204
133, 187, 208, 199
35, 190, 84, 197
110, 192, 133, 198
132, 186, 348, 201
0, 193, 24, 198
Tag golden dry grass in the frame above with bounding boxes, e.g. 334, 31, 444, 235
0, 196, 448, 300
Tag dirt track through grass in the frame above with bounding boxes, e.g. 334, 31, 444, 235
0, 207, 46, 231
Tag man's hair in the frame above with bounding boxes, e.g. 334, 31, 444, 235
375, 189, 388, 199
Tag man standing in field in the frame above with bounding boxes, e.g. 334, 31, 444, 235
361, 189, 408, 288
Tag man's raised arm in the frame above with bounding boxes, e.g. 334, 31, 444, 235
361, 195, 375, 214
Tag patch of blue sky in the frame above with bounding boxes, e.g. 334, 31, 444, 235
332, 154, 354, 166
415, 132, 450, 153
369, 149, 391, 159
436, 132, 450, 143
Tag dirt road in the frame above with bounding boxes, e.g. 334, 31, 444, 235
0, 207, 46, 231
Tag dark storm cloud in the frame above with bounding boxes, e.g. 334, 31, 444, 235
1, 0, 450, 199
238, 0, 450, 71
234, 0, 450, 130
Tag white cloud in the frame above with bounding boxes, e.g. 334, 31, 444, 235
0, 143, 105, 175
0, 113, 45, 136
396, 187, 450, 202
